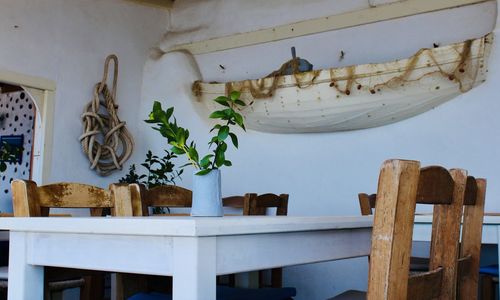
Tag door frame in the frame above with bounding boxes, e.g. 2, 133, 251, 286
0, 69, 56, 184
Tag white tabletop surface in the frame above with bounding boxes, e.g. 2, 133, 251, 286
0, 215, 373, 237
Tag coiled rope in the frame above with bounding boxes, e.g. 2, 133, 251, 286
80, 54, 134, 176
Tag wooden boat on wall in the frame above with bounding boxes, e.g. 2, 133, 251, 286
192, 33, 493, 133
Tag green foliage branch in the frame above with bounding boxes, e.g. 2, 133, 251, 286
146, 91, 246, 176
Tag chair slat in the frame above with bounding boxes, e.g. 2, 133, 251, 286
457, 255, 473, 281
428, 168, 467, 299
407, 268, 443, 300
246, 194, 288, 216
140, 185, 192, 209
416, 166, 454, 205
222, 195, 247, 209
37, 183, 113, 208
458, 178, 486, 300
368, 160, 421, 299
358, 193, 376, 216
463, 176, 478, 206
129, 184, 192, 217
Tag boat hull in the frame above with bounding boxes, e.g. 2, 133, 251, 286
193, 33, 492, 133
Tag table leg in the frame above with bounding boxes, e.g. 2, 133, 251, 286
8, 231, 44, 300
173, 237, 216, 300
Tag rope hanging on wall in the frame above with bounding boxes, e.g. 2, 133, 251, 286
79, 54, 134, 176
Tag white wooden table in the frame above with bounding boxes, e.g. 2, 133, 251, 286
0, 216, 372, 300
414, 215, 500, 296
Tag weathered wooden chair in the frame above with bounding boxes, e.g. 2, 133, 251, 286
130, 184, 192, 217
222, 193, 289, 288
358, 175, 487, 299
332, 159, 468, 299
10, 179, 134, 300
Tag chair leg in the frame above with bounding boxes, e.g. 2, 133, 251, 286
271, 268, 283, 288
80, 274, 105, 300
481, 274, 494, 300
228, 274, 236, 287
259, 270, 266, 288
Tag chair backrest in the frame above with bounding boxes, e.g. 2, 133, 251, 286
11, 179, 134, 217
359, 171, 487, 300
222, 193, 289, 216
358, 193, 376, 216
367, 160, 467, 300
130, 184, 192, 216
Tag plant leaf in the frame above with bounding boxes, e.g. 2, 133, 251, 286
223, 160, 232, 166
218, 125, 229, 141
171, 146, 185, 155
210, 124, 221, 133
233, 112, 244, 128
214, 96, 230, 107
229, 133, 238, 148
230, 91, 241, 101
195, 169, 212, 176
234, 99, 246, 106
187, 147, 199, 163
215, 146, 226, 167
209, 110, 226, 119
200, 154, 213, 169
165, 107, 174, 120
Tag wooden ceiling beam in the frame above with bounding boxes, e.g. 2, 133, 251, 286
169, 0, 492, 54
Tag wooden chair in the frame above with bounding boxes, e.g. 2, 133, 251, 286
358, 175, 487, 299
222, 193, 289, 288
10, 179, 134, 300
333, 159, 468, 299
130, 184, 192, 217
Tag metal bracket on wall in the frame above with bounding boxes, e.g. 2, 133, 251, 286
169, 0, 492, 55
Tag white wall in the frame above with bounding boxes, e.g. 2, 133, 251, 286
140, 1, 499, 298
0, 0, 498, 299
0, 0, 169, 191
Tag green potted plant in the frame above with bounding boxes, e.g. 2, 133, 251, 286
146, 91, 246, 216
0, 141, 22, 173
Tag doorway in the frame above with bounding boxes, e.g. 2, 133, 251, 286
0, 84, 37, 212
0, 69, 55, 213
